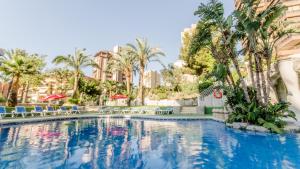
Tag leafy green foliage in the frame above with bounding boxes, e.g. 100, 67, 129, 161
198, 79, 213, 93
180, 24, 215, 77
68, 98, 80, 105
225, 85, 296, 133
52, 48, 99, 98
78, 78, 102, 103
0, 95, 6, 103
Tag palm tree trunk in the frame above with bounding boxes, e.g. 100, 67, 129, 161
72, 73, 79, 98
248, 54, 255, 87
0, 83, 4, 96
254, 56, 263, 104
231, 57, 250, 103
266, 57, 272, 100
7, 75, 20, 107
138, 66, 145, 105
258, 57, 268, 104
226, 65, 235, 87
19, 84, 25, 103
22, 82, 30, 103
6, 80, 13, 99
125, 72, 132, 106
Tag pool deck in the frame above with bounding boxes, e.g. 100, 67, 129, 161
0, 113, 224, 126
1, 113, 299, 133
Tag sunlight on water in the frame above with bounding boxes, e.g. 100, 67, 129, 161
0, 119, 300, 169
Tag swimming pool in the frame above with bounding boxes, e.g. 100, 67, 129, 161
0, 118, 299, 169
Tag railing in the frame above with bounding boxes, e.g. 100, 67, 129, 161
199, 85, 215, 99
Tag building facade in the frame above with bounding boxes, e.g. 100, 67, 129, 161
143, 71, 161, 89
235, 0, 300, 117
17, 77, 73, 103
93, 48, 126, 83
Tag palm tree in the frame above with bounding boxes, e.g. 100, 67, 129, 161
107, 47, 138, 105
52, 48, 99, 98
192, 0, 251, 102
127, 38, 165, 105
19, 74, 44, 103
235, 0, 289, 104
48, 68, 73, 94
0, 49, 44, 106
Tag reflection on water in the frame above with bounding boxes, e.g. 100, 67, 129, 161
0, 119, 300, 169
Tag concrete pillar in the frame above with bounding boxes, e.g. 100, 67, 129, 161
278, 54, 300, 119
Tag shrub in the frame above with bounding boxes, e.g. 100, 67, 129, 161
198, 79, 213, 93
68, 98, 80, 105
0, 97, 6, 103
224, 85, 296, 133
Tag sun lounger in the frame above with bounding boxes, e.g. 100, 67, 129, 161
130, 107, 141, 114
31, 106, 46, 116
155, 107, 173, 115
58, 106, 70, 115
46, 106, 58, 115
143, 108, 155, 114
0, 106, 8, 119
112, 107, 121, 114
122, 108, 131, 114
70, 105, 80, 114
99, 107, 110, 114
12, 106, 29, 118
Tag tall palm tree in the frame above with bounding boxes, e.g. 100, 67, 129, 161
235, 0, 289, 104
127, 38, 165, 105
193, 0, 251, 102
0, 49, 43, 106
107, 47, 138, 105
52, 48, 99, 98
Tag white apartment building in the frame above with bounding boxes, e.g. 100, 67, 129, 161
143, 71, 161, 89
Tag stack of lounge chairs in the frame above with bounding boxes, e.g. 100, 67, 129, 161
0, 105, 82, 119
97, 106, 174, 115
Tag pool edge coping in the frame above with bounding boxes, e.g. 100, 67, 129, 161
0, 114, 225, 127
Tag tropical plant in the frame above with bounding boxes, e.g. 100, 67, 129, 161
78, 78, 102, 104
127, 38, 165, 105
161, 64, 182, 92
107, 46, 138, 105
0, 49, 44, 106
235, 0, 290, 104
189, 0, 296, 132
48, 68, 73, 94
192, 1, 250, 102
180, 26, 215, 76
52, 48, 99, 98
225, 85, 296, 133
19, 73, 44, 103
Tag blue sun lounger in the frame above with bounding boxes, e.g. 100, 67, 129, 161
12, 106, 29, 118
70, 105, 80, 114
46, 106, 58, 115
0, 106, 8, 119
58, 106, 69, 115
31, 106, 45, 116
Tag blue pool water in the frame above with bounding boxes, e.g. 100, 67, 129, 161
0, 119, 300, 169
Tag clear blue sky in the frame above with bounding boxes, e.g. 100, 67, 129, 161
0, 0, 234, 76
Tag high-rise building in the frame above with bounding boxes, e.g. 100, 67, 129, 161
93, 51, 113, 82
143, 71, 161, 89
235, 0, 300, 115
92, 48, 126, 83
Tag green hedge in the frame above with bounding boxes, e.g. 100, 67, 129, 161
204, 106, 223, 115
